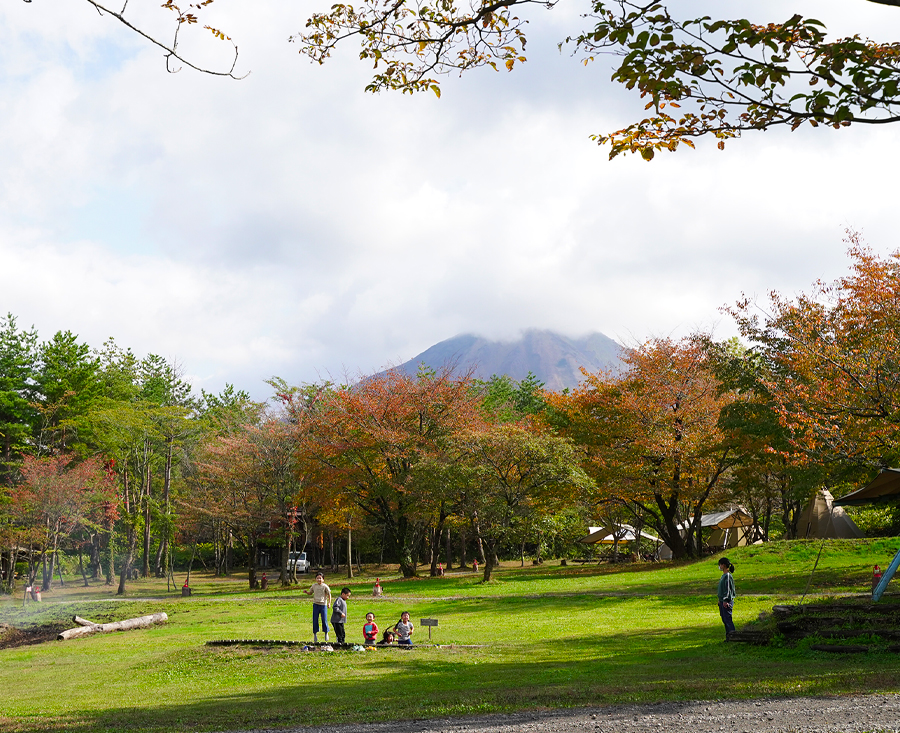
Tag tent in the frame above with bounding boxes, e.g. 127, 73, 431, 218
834, 468, 900, 506
797, 488, 863, 539
578, 524, 662, 544
696, 508, 754, 530
578, 524, 670, 560
676, 508, 755, 551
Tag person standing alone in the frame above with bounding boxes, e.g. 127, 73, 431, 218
303, 573, 332, 643
717, 557, 736, 640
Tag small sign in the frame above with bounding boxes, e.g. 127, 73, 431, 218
420, 618, 438, 627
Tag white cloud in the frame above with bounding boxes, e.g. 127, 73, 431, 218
1, 0, 900, 399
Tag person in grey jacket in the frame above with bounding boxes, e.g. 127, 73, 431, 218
331, 587, 351, 644
717, 557, 736, 639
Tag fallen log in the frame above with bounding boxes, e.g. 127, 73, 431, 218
57, 613, 168, 641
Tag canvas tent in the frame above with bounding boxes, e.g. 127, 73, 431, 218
797, 489, 863, 539
578, 524, 670, 560
833, 468, 900, 506
676, 508, 755, 552
579, 524, 662, 544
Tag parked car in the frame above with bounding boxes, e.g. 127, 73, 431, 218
287, 551, 309, 573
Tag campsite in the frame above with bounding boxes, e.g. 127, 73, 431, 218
2, 538, 900, 733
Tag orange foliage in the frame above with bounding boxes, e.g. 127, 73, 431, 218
729, 234, 900, 469
553, 336, 739, 558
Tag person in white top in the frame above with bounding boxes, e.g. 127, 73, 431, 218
303, 573, 332, 642
393, 611, 414, 646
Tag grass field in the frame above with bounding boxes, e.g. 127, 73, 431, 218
2, 538, 900, 733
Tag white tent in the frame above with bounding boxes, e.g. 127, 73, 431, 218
797, 489, 864, 539
579, 524, 662, 545
578, 523, 671, 560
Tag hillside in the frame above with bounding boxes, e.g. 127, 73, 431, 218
394, 330, 623, 391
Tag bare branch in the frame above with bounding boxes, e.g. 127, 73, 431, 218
76, 0, 247, 79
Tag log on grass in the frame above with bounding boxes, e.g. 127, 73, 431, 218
57, 613, 168, 641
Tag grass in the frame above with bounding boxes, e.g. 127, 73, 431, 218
2, 538, 900, 732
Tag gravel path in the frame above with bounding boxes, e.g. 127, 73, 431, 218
224, 695, 900, 733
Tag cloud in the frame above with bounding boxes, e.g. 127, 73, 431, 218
1, 0, 900, 400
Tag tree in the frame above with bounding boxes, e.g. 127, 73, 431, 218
12, 454, 116, 591
705, 338, 825, 540
478, 372, 547, 422
88, 400, 161, 594
555, 336, 739, 558
294, 366, 482, 577
453, 422, 590, 581
32, 330, 102, 456
194, 410, 302, 589
728, 234, 900, 474
295, 0, 900, 159
0, 314, 38, 486
136, 355, 195, 579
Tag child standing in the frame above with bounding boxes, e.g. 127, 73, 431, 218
393, 611, 414, 646
363, 612, 378, 645
303, 573, 332, 643
717, 557, 736, 639
331, 587, 351, 645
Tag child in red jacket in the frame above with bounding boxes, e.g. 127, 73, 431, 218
363, 612, 378, 645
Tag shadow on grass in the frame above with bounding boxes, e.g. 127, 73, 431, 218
15, 624, 900, 733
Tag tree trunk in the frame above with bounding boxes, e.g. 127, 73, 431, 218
58, 612, 169, 640
459, 525, 468, 569
346, 526, 353, 579
186, 539, 197, 586
105, 519, 115, 586
41, 540, 52, 592
117, 525, 137, 596
247, 537, 258, 589
429, 513, 447, 577
472, 514, 486, 564
142, 460, 152, 578
89, 533, 101, 579
444, 525, 453, 570
155, 437, 173, 578
482, 540, 496, 582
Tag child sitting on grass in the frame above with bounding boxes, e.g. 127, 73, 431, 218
393, 611, 414, 646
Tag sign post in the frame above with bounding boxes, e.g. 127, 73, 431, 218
420, 618, 438, 641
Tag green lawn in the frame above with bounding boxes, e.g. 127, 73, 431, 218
2, 539, 900, 733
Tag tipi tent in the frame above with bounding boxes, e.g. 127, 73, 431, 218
797, 489, 863, 539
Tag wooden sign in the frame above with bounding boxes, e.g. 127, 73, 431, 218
420, 618, 438, 640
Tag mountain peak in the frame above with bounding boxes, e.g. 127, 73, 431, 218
394, 330, 622, 391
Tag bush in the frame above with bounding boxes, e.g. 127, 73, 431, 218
844, 505, 900, 536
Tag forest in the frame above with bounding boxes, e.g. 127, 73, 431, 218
3, 237, 900, 595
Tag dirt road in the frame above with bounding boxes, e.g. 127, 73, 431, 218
235, 695, 900, 733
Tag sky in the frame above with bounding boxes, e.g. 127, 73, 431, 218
1, 0, 899, 400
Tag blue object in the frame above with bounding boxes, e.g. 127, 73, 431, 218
873, 546, 900, 601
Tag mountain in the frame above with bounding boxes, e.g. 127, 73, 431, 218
393, 330, 623, 392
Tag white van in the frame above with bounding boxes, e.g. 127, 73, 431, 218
287, 551, 309, 573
